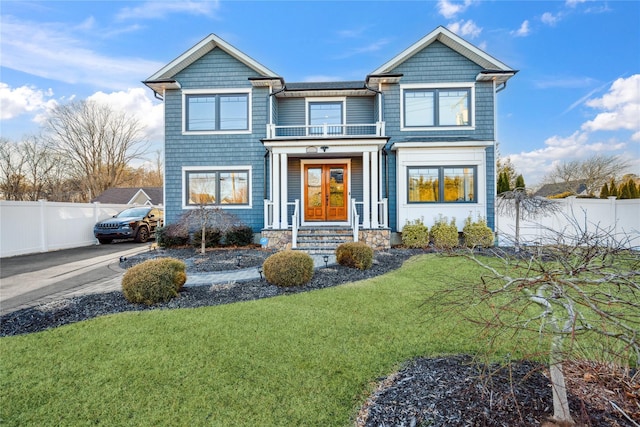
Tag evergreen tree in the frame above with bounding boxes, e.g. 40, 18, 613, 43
497, 171, 510, 194
599, 182, 609, 198
629, 180, 639, 198
515, 174, 525, 189
609, 178, 618, 198
619, 182, 631, 199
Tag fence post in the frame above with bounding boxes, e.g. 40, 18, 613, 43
608, 196, 617, 238
93, 202, 101, 245
39, 199, 47, 253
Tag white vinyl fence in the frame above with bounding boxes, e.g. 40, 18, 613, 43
496, 197, 640, 249
0, 201, 130, 258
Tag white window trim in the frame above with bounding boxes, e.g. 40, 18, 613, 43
182, 88, 252, 135
182, 165, 252, 209
400, 83, 475, 132
305, 97, 346, 136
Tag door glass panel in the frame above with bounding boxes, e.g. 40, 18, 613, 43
307, 168, 322, 207
329, 168, 344, 207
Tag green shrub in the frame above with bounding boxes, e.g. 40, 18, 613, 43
262, 250, 314, 287
335, 242, 374, 270
155, 224, 189, 248
224, 226, 254, 247
122, 257, 187, 305
191, 228, 222, 248
430, 215, 459, 251
462, 216, 494, 248
401, 219, 429, 248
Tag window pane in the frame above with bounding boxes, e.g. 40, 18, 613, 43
329, 168, 344, 207
219, 95, 248, 130
405, 90, 434, 127
219, 171, 249, 204
408, 168, 439, 202
187, 96, 216, 131
187, 172, 217, 204
439, 90, 469, 126
443, 167, 475, 202
309, 102, 343, 135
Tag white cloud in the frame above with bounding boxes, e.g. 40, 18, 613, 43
447, 20, 482, 39
437, 0, 473, 19
541, 12, 559, 26
512, 20, 531, 37
116, 0, 219, 21
565, 0, 586, 7
0, 15, 164, 91
582, 75, 640, 135
0, 83, 58, 120
507, 75, 640, 185
88, 88, 164, 144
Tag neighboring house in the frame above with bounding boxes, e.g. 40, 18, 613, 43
144, 26, 516, 251
534, 181, 588, 198
91, 187, 163, 206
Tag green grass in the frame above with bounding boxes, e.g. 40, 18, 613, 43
0, 255, 545, 426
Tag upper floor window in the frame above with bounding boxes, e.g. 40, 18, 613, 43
402, 84, 473, 130
408, 166, 476, 203
184, 90, 250, 133
308, 100, 344, 135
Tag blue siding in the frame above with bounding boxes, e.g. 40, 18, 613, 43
276, 96, 375, 126
164, 47, 270, 231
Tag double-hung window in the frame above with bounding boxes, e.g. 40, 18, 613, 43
184, 90, 250, 132
403, 84, 472, 129
408, 166, 476, 203
308, 100, 344, 135
184, 168, 250, 207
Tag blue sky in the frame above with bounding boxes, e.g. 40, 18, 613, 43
1, 0, 639, 186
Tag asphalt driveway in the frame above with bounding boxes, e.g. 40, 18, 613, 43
1, 242, 149, 315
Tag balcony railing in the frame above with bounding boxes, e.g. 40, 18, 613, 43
266, 122, 385, 139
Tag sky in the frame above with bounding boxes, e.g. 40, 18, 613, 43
1, 0, 639, 186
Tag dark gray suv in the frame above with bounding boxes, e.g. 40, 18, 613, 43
94, 207, 163, 244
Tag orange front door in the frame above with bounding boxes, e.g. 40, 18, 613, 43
304, 164, 348, 222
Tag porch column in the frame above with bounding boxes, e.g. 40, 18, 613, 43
362, 151, 371, 228
272, 152, 281, 229
280, 153, 288, 228
371, 150, 379, 228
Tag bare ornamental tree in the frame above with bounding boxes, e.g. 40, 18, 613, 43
45, 100, 149, 201
543, 155, 630, 196
457, 221, 640, 425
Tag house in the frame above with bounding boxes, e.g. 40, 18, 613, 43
533, 181, 589, 198
143, 26, 516, 251
91, 187, 163, 206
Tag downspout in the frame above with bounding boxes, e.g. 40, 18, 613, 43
496, 81, 507, 93
153, 91, 163, 101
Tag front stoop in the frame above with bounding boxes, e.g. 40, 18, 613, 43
295, 227, 354, 254
261, 227, 391, 253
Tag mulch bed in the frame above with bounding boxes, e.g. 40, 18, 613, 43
1, 247, 637, 426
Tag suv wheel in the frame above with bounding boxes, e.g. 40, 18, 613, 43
135, 226, 150, 243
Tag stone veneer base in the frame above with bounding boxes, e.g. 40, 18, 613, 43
261, 229, 391, 251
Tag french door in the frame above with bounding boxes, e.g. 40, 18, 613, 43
304, 164, 348, 222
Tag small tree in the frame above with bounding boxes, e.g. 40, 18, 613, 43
599, 182, 609, 198
514, 174, 525, 189
180, 206, 239, 254
457, 222, 640, 425
608, 178, 618, 198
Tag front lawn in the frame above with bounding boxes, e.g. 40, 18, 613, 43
0, 255, 545, 426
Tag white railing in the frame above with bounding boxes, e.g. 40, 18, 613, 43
351, 198, 360, 242
263, 199, 274, 229
377, 198, 389, 228
266, 122, 385, 139
291, 199, 299, 249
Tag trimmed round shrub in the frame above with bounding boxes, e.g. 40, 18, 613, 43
401, 219, 429, 248
262, 250, 313, 287
122, 257, 187, 305
463, 216, 494, 248
336, 242, 374, 270
156, 223, 189, 248
430, 215, 459, 251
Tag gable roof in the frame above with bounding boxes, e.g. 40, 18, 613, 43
91, 187, 163, 205
534, 181, 588, 198
144, 33, 280, 91
371, 26, 515, 79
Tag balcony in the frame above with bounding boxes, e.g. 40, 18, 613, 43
266, 122, 385, 139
